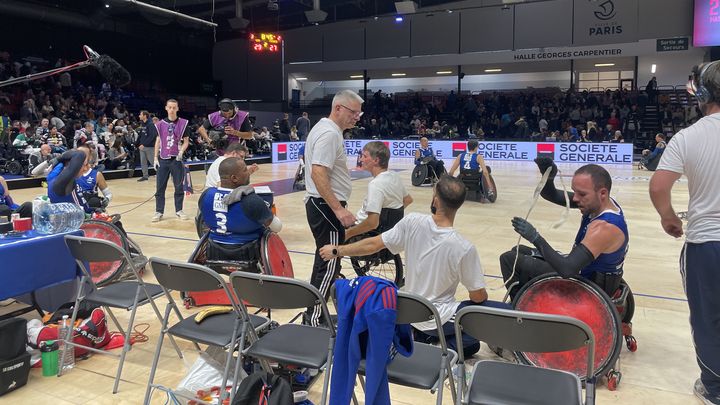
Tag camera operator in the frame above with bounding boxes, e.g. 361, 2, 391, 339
197, 98, 253, 154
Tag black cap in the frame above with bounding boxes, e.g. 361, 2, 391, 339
218, 98, 235, 112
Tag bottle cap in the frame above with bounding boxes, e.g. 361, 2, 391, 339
40, 340, 59, 352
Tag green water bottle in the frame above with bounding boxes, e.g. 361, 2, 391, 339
40, 340, 59, 377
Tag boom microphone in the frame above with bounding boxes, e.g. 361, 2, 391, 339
92, 54, 132, 87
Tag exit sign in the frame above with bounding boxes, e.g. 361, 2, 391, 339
657, 37, 689, 52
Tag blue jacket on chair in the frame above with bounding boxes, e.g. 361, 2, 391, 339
330, 276, 413, 405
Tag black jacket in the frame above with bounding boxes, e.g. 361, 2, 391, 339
136, 120, 157, 147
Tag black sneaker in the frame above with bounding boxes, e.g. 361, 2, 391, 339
695, 379, 720, 404
137, 177, 148, 182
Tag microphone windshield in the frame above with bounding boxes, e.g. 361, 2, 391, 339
93, 55, 131, 87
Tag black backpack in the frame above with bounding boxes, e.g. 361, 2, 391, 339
232, 372, 294, 405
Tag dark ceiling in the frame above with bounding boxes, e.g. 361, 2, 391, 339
24, 0, 468, 35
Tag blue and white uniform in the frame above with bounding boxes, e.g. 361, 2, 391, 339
415, 147, 434, 166
47, 163, 91, 213
199, 187, 272, 245
458, 152, 481, 172
76, 169, 99, 194
574, 198, 629, 278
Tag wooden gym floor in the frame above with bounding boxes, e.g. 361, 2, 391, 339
2, 158, 697, 404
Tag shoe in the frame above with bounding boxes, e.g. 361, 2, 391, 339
176, 211, 189, 220
193, 157, 200, 162
151, 212, 163, 222
137, 177, 148, 182
694, 379, 720, 404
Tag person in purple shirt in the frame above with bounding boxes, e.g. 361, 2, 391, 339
152, 99, 190, 223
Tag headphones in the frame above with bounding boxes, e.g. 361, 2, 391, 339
218, 98, 236, 112
691, 61, 719, 105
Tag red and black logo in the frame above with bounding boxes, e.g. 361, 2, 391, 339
277, 143, 287, 161
452, 142, 466, 157
537, 143, 555, 160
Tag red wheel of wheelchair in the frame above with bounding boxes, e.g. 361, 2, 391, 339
513, 274, 623, 383
80, 220, 128, 286
260, 230, 294, 278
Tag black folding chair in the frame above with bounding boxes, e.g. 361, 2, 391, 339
454, 306, 596, 405
143, 258, 270, 405
230, 272, 336, 405
62, 235, 182, 394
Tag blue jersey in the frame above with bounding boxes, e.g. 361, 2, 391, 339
298, 144, 305, 158
47, 163, 91, 213
76, 169, 98, 193
0, 182, 17, 208
459, 152, 481, 172
574, 198, 629, 277
200, 187, 272, 245
415, 147, 433, 165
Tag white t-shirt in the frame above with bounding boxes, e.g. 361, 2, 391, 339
304, 118, 352, 203
657, 112, 720, 242
381, 213, 486, 330
205, 156, 228, 188
356, 170, 408, 222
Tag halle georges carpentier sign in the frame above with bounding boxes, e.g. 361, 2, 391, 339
513, 47, 623, 61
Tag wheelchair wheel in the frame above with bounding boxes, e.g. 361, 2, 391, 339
350, 250, 404, 287
195, 212, 209, 239
616, 280, 635, 324
411, 165, 428, 187
482, 173, 498, 203
80, 220, 130, 286
513, 274, 622, 383
6, 160, 22, 175
260, 230, 294, 278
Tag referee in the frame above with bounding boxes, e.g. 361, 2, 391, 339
304, 90, 363, 326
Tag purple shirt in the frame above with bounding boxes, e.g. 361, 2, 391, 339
156, 118, 188, 159
208, 109, 249, 144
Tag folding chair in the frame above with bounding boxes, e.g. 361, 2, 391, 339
454, 306, 596, 405
357, 291, 457, 405
143, 258, 270, 405
61, 235, 182, 394
230, 272, 336, 405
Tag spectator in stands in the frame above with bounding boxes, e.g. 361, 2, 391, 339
136, 110, 157, 182
43, 125, 67, 153
105, 139, 128, 170
646, 76, 658, 104
290, 126, 299, 141
279, 112, 291, 138
295, 111, 311, 140
612, 130, 624, 143
35, 118, 50, 141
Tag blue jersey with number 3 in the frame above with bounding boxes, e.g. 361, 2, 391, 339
200, 187, 270, 245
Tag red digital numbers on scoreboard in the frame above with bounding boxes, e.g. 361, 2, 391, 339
250, 33, 282, 53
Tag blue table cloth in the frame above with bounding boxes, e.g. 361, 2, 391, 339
0, 229, 83, 309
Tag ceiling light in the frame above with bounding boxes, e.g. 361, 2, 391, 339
350, 75, 364, 79
484, 68, 502, 73
436, 71, 453, 75
105, 3, 110, 8
395, 16, 404, 22
651, 64, 657, 74
295, 77, 308, 81
391, 73, 406, 77
594, 63, 615, 67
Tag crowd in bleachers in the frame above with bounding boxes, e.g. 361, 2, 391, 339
348, 86, 699, 144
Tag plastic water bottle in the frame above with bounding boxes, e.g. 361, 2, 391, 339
58, 315, 75, 371
33, 199, 84, 234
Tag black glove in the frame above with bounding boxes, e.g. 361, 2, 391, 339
534, 157, 557, 180
512, 217, 540, 243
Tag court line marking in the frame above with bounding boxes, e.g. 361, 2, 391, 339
127, 231, 688, 303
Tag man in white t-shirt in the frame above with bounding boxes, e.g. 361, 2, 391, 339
344, 141, 413, 241
304, 89, 363, 326
320, 175, 507, 357
204, 143, 258, 189
650, 61, 720, 404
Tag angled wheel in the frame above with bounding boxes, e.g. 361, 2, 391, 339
195, 212, 209, 238
351, 251, 404, 287
80, 220, 129, 286
482, 173, 498, 203
411, 165, 428, 187
6, 160, 22, 175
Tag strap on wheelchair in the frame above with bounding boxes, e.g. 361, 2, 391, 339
206, 238, 261, 274
590, 271, 623, 297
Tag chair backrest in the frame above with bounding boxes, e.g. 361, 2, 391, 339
377, 207, 404, 234
149, 257, 229, 293
396, 291, 452, 351
65, 234, 131, 265
230, 272, 334, 332
455, 306, 595, 380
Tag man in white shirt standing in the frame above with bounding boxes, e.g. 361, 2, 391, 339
320, 175, 507, 357
304, 89, 363, 326
204, 143, 258, 189
344, 141, 413, 241
650, 60, 720, 405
